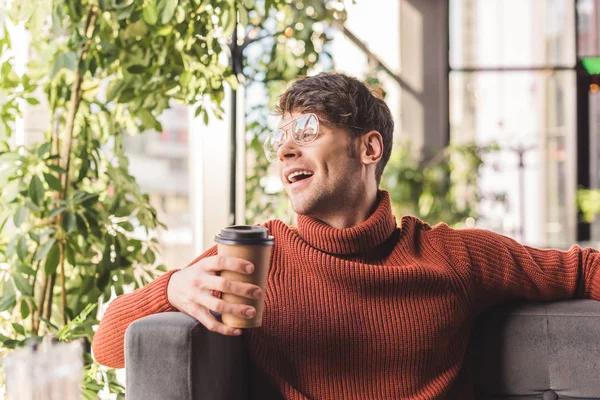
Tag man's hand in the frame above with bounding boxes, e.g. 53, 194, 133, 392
167, 255, 263, 336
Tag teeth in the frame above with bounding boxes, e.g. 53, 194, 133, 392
288, 170, 314, 183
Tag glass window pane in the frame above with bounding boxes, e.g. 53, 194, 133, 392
589, 88, 600, 240
123, 103, 195, 269
577, 0, 600, 57
450, 71, 577, 247
450, 0, 576, 68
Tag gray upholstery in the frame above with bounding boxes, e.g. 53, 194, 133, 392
470, 300, 600, 399
125, 312, 249, 400
125, 300, 600, 399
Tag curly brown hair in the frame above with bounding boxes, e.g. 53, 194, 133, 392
275, 72, 394, 184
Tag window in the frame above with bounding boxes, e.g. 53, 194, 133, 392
450, 0, 578, 247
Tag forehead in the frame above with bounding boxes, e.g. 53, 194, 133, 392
277, 112, 332, 130
278, 111, 304, 128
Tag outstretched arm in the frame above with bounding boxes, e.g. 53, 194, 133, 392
427, 223, 600, 312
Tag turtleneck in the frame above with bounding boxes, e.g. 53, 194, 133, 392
94, 190, 600, 399
296, 190, 397, 255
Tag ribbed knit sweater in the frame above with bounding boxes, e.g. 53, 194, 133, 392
93, 190, 600, 399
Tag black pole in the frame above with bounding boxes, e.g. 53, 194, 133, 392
574, 1, 591, 241
576, 66, 591, 241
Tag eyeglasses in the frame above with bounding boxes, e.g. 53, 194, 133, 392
263, 113, 363, 162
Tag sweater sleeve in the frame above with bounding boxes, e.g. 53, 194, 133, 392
92, 245, 218, 368
426, 223, 600, 311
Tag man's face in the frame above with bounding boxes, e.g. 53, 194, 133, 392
275, 112, 362, 217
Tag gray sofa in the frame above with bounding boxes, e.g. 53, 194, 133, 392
124, 300, 600, 399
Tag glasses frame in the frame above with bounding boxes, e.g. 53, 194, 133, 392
263, 113, 364, 162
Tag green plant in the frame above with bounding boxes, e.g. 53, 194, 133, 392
577, 188, 600, 223
382, 140, 505, 227
0, 0, 341, 397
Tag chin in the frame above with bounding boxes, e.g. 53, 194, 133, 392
287, 190, 327, 217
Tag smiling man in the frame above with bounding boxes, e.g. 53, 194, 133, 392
93, 72, 600, 399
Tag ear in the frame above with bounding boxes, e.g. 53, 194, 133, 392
359, 130, 383, 166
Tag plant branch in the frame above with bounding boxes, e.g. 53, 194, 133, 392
43, 273, 56, 322
30, 258, 41, 333
57, 5, 98, 325
34, 274, 49, 335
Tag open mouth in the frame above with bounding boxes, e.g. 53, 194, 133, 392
287, 170, 314, 184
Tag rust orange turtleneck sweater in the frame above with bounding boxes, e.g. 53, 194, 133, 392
93, 190, 600, 399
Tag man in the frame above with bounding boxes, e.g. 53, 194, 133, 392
93, 73, 600, 399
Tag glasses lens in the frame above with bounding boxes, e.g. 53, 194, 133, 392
292, 114, 319, 143
264, 129, 286, 161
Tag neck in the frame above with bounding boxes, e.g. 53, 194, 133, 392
312, 187, 379, 229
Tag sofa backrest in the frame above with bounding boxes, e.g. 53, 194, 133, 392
469, 299, 600, 399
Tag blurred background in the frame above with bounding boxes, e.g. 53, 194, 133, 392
2, 0, 600, 397
119, 0, 600, 269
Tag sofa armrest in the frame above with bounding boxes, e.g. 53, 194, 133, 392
470, 299, 600, 399
125, 312, 249, 400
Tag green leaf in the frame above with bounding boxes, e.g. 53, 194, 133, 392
117, 88, 136, 103
63, 51, 77, 71
37, 142, 51, 157
29, 231, 40, 244
49, 53, 64, 79
29, 175, 45, 206
116, 3, 135, 19
238, 5, 249, 28
126, 65, 146, 74
17, 235, 28, 262
77, 159, 89, 181
159, 0, 178, 24
20, 300, 30, 320
35, 238, 56, 261
4, 178, 21, 202
47, 165, 67, 174
0, 294, 16, 312
62, 211, 76, 233
13, 205, 26, 227
44, 242, 60, 275
16, 264, 36, 276
180, 71, 191, 87
12, 323, 25, 336
225, 74, 238, 90
43, 172, 62, 191
12, 274, 32, 296
142, 0, 158, 25
0, 152, 22, 163
39, 317, 58, 331
48, 207, 66, 218
26, 97, 40, 105
0, 165, 17, 187
138, 109, 158, 130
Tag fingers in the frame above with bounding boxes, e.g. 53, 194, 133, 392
199, 291, 257, 319
201, 275, 262, 300
187, 303, 243, 336
201, 255, 254, 275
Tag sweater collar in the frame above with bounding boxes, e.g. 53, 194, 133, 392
296, 190, 397, 255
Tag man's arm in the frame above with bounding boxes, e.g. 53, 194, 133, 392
426, 223, 600, 312
92, 247, 217, 368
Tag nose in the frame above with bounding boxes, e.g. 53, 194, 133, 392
276, 131, 301, 161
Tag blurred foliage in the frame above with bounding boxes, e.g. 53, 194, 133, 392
244, 1, 344, 225
577, 189, 600, 223
0, 0, 343, 397
382, 141, 506, 228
